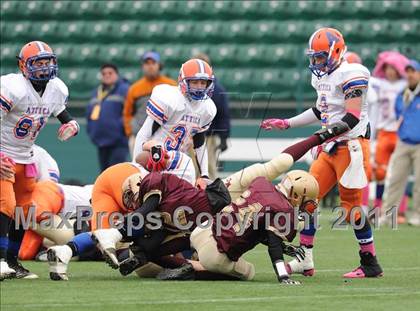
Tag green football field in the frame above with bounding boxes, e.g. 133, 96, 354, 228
1, 211, 420, 311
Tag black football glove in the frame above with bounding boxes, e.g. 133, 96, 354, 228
314, 121, 350, 143
283, 244, 306, 262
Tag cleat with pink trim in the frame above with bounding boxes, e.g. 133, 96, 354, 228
343, 251, 383, 278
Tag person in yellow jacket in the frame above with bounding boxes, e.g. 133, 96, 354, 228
123, 51, 177, 153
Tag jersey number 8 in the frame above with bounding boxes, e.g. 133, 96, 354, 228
14, 116, 45, 140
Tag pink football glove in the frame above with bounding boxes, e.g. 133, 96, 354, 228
58, 120, 79, 141
260, 118, 290, 130
0, 152, 16, 179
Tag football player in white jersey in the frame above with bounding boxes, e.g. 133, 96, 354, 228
369, 52, 410, 216
133, 58, 216, 189
261, 28, 383, 278
0, 41, 79, 280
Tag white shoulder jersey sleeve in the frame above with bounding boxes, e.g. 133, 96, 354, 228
197, 97, 217, 133
146, 84, 177, 125
340, 63, 370, 95
164, 150, 196, 185
49, 77, 69, 117
0, 73, 26, 117
33, 145, 60, 182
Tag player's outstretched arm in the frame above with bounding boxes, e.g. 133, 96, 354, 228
57, 109, 79, 141
260, 108, 321, 131
266, 230, 301, 285
193, 132, 210, 188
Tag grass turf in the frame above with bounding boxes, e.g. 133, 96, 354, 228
1, 211, 420, 311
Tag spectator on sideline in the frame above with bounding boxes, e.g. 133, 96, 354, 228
86, 63, 130, 172
194, 53, 231, 179
382, 60, 420, 226
123, 51, 177, 154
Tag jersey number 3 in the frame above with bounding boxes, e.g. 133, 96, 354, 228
165, 125, 186, 151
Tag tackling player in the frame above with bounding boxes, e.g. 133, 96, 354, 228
157, 171, 318, 284
132, 58, 217, 188
261, 28, 383, 278
0, 41, 79, 280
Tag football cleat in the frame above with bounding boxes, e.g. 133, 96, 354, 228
0, 260, 16, 281
286, 246, 315, 277
343, 251, 383, 278
92, 228, 122, 269
47, 245, 72, 281
156, 263, 196, 281
7, 260, 39, 279
118, 247, 148, 276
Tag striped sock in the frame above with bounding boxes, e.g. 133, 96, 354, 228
354, 220, 376, 256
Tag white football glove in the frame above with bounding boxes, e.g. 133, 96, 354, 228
58, 120, 79, 141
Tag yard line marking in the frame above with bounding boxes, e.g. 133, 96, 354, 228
3, 291, 420, 308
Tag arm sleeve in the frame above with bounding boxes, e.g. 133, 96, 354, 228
56, 109, 74, 124
123, 86, 135, 136
266, 230, 288, 280
132, 116, 157, 161
287, 108, 320, 128
195, 144, 209, 177
132, 193, 161, 218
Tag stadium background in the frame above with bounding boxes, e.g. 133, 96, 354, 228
1, 0, 419, 183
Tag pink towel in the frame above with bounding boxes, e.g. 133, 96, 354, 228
372, 51, 410, 79
24, 163, 38, 178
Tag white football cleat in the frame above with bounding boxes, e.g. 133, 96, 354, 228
408, 213, 420, 227
92, 228, 123, 269
286, 246, 315, 276
47, 245, 72, 281
0, 260, 16, 281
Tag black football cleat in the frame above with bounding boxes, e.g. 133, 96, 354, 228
119, 251, 148, 276
7, 260, 38, 279
156, 263, 196, 281
343, 251, 383, 278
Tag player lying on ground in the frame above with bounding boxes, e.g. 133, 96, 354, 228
261, 28, 383, 279
90, 122, 349, 279
1, 40, 80, 280
18, 181, 93, 260
46, 147, 222, 280
156, 170, 318, 285
21, 144, 194, 262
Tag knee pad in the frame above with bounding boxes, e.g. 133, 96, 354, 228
374, 165, 387, 182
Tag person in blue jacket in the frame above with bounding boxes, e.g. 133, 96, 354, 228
87, 64, 130, 172
382, 60, 420, 226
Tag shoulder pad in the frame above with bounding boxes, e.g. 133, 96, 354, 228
0, 73, 27, 102
340, 63, 370, 94
49, 77, 69, 97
